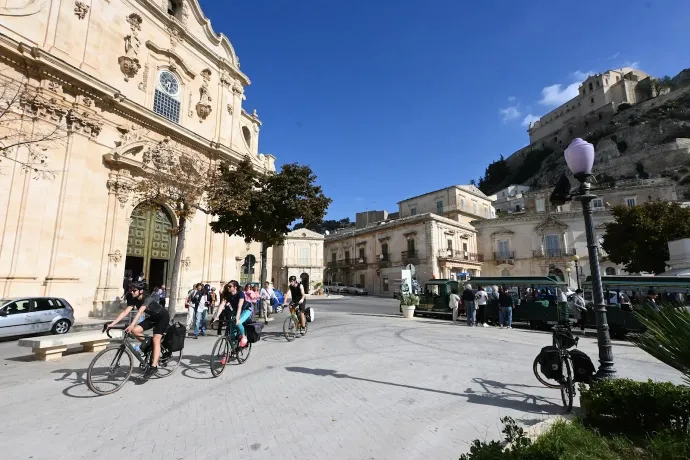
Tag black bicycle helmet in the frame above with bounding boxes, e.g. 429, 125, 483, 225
130, 281, 147, 291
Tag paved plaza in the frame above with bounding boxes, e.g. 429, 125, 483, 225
0, 297, 683, 460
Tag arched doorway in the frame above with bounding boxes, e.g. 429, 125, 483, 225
300, 272, 310, 293
125, 203, 174, 289
548, 266, 565, 282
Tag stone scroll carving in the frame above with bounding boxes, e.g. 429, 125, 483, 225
195, 69, 212, 122
118, 13, 143, 81
0, 0, 47, 16
74, 1, 89, 19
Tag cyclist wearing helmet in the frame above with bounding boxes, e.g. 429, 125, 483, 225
211, 280, 251, 348
108, 281, 170, 376
283, 275, 307, 335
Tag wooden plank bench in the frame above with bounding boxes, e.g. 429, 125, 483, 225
17, 330, 121, 361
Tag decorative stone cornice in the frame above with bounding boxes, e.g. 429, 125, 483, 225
145, 41, 196, 79
403, 231, 417, 238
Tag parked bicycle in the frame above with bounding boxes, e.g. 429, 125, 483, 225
209, 314, 258, 377
283, 302, 308, 341
86, 324, 182, 395
533, 324, 595, 412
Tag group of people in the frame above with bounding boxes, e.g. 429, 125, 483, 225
106, 275, 309, 377
448, 284, 518, 329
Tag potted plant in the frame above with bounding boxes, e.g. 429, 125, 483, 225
313, 282, 323, 295
400, 293, 419, 319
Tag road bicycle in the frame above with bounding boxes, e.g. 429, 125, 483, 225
283, 302, 307, 341
209, 315, 252, 377
533, 324, 578, 412
86, 324, 181, 395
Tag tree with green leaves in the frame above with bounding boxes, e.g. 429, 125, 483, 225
294, 217, 354, 234
208, 157, 331, 286
601, 202, 690, 274
478, 155, 511, 195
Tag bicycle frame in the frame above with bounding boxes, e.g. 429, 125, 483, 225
105, 326, 151, 369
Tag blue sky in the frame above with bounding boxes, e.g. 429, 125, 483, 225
199, 0, 690, 220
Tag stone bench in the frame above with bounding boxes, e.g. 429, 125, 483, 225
17, 330, 120, 361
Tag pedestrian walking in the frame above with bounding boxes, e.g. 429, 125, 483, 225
498, 286, 514, 329
462, 284, 476, 327
449, 289, 461, 324
158, 284, 167, 309
260, 281, 277, 323
190, 283, 207, 338
476, 286, 489, 327
185, 284, 196, 330
208, 287, 217, 316
572, 288, 587, 332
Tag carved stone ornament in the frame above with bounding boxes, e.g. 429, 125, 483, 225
115, 124, 147, 147
231, 81, 243, 95
195, 68, 212, 122
227, 104, 233, 115
109, 249, 123, 265
106, 172, 133, 209
220, 70, 232, 88
74, 1, 89, 19
138, 63, 149, 92
82, 96, 93, 107
182, 256, 191, 268
119, 13, 143, 81
66, 110, 103, 138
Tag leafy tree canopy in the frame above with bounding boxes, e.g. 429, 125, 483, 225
601, 202, 690, 274
478, 155, 510, 195
208, 157, 332, 247
294, 217, 354, 234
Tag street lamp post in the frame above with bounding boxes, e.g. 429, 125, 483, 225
572, 255, 581, 290
563, 138, 616, 379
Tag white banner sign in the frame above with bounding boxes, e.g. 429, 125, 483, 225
401, 269, 412, 296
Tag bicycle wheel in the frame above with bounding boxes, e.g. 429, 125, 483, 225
210, 336, 230, 377
234, 341, 252, 364
533, 353, 560, 389
87, 345, 134, 396
283, 316, 298, 341
560, 356, 574, 413
156, 348, 182, 378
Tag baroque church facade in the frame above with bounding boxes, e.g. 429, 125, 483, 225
0, 0, 274, 318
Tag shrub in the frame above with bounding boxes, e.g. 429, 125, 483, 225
579, 378, 690, 437
617, 103, 632, 112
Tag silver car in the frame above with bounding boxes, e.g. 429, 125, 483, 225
0, 297, 75, 338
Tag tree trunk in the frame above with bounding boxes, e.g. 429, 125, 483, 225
260, 241, 268, 286
167, 214, 187, 322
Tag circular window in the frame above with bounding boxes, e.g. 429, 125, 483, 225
158, 70, 180, 97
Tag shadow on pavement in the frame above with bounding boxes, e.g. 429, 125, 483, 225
285, 367, 563, 415
348, 313, 402, 319
260, 331, 289, 343
179, 354, 216, 380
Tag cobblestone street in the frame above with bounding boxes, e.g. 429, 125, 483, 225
0, 297, 683, 460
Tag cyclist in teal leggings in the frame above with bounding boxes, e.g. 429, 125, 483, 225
212, 280, 251, 347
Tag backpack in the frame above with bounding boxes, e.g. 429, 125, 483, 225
162, 322, 187, 352
538, 346, 562, 381
306, 307, 315, 323
570, 349, 596, 383
245, 321, 264, 343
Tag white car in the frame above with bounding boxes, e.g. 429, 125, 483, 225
347, 284, 368, 295
326, 283, 347, 294
0, 297, 75, 338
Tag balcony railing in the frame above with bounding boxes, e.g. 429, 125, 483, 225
436, 249, 484, 263
337, 258, 352, 267
532, 247, 576, 258
327, 261, 338, 269
354, 256, 367, 267
376, 254, 391, 267
401, 250, 419, 262
493, 251, 515, 264
284, 258, 322, 267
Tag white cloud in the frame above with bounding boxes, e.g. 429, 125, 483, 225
538, 82, 581, 106
507, 96, 517, 102
623, 60, 640, 69
522, 114, 540, 127
571, 70, 594, 81
499, 106, 521, 122
607, 52, 620, 60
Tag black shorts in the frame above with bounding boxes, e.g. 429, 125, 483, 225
139, 310, 170, 335
296, 302, 307, 313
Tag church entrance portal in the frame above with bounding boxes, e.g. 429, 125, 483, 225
124, 204, 174, 289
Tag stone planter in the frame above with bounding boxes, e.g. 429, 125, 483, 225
402, 305, 416, 319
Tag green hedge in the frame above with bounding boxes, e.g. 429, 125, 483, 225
580, 378, 690, 437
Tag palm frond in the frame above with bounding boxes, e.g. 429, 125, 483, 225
629, 303, 690, 386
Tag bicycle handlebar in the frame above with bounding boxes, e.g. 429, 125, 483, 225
103, 324, 127, 339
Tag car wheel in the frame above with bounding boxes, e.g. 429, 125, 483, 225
52, 319, 71, 335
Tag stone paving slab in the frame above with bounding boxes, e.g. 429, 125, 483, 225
0, 297, 682, 460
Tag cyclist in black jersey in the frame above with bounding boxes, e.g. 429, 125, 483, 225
108, 281, 170, 376
283, 275, 307, 335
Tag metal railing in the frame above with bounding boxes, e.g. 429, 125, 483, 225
493, 251, 515, 264
401, 250, 419, 261
435, 249, 484, 262
532, 247, 577, 258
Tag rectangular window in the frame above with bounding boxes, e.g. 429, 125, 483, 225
299, 247, 309, 265
359, 274, 365, 287
153, 89, 181, 123
436, 200, 443, 214
536, 198, 545, 213
497, 240, 510, 258
592, 198, 604, 210
358, 247, 365, 259
545, 234, 561, 257
383, 278, 389, 292
447, 239, 453, 250
381, 243, 388, 258
331, 253, 336, 263
462, 242, 468, 252
410, 207, 417, 216
407, 239, 415, 252
344, 251, 350, 261
626, 197, 636, 208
